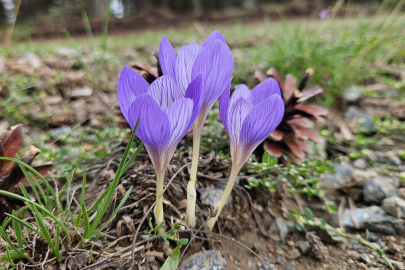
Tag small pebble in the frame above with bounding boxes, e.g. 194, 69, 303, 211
285, 249, 301, 260
360, 254, 371, 264
347, 259, 355, 264
388, 242, 403, 254
347, 250, 361, 260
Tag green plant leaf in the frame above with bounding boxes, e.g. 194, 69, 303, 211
160, 246, 180, 270
262, 151, 270, 164
304, 207, 314, 221
176, 238, 188, 246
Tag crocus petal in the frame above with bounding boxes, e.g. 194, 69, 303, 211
238, 95, 284, 163
191, 40, 234, 114
127, 94, 171, 167
175, 43, 202, 95
229, 84, 251, 108
249, 78, 282, 106
117, 66, 149, 120
184, 75, 204, 128
219, 80, 231, 133
159, 35, 177, 79
202, 30, 226, 47
227, 97, 253, 152
148, 75, 182, 109
166, 98, 193, 148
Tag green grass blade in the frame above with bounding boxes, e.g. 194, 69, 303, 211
31, 207, 59, 261
81, 10, 95, 47
12, 211, 24, 252
6, 213, 42, 236
19, 165, 44, 206
6, 247, 17, 267
119, 142, 144, 178
82, 201, 91, 238
55, 224, 60, 256
96, 186, 133, 234
0, 189, 71, 246
0, 227, 28, 259
2, 206, 28, 229
101, 0, 111, 54
88, 123, 137, 234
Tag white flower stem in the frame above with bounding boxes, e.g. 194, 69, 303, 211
154, 167, 165, 226
206, 163, 241, 231
186, 126, 202, 228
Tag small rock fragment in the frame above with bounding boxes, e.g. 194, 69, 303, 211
347, 250, 360, 260
353, 158, 368, 169
285, 249, 301, 260
392, 260, 405, 270
382, 197, 405, 218
180, 250, 226, 270
297, 241, 311, 255
388, 242, 403, 254
360, 254, 371, 264
269, 217, 289, 243
363, 177, 396, 203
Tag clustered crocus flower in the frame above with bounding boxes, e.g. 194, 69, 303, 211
206, 78, 284, 230
118, 67, 203, 225
158, 31, 234, 228
117, 30, 284, 230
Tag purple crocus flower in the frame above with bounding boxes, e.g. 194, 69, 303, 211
206, 78, 285, 230
117, 66, 203, 224
219, 78, 285, 167
158, 30, 233, 123
158, 31, 234, 227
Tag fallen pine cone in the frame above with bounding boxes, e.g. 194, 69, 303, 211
0, 124, 53, 224
255, 68, 328, 164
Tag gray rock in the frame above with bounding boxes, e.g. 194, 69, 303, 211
341, 206, 396, 229
392, 260, 405, 270
388, 156, 402, 166
197, 185, 232, 206
382, 197, 405, 218
363, 177, 396, 203
352, 170, 378, 183
391, 219, 405, 234
261, 263, 277, 270
347, 250, 360, 260
344, 85, 363, 103
353, 158, 368, 170
269, 218, 289, 243
297, 241, 311, 255
319, 162, 354, 188
388, 242, 403, 254
358, 114, 376, 133
180, 250, 226, 270
360, 254, 371, 264
305, 218, 345, 243
344, 105, 360, 120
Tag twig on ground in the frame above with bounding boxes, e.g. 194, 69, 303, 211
338, 197, 346, 233
348, 197, 358, 229
179, 214, 212, 261
120, 194, 153, 211
80, 235, 160, 270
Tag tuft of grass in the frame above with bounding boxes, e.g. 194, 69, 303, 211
0, 124, 143, 265
252, 11, 405, 105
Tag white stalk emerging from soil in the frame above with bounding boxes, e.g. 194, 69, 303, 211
186, 117, 204, 228
206, 162, 242, 231
154, 167, 166, 225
